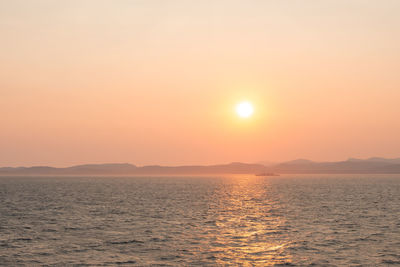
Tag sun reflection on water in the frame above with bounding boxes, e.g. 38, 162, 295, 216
203, 176, 292, 265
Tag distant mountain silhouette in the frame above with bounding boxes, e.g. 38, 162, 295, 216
1, 158, 400, 175
269, 158, 400, 173
0, 162, 266, 175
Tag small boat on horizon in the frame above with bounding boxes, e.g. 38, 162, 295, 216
255, 172, 280, 176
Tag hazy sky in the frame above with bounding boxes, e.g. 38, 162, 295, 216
1, 1, 400, 167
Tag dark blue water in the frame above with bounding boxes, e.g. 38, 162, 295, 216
0, 175, 399, 266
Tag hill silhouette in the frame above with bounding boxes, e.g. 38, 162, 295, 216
1, 158, 400, 175
0, 162, 265, 175
270, 157, 400, 174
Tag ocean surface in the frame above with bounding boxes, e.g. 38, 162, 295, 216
0, 175, 399, 266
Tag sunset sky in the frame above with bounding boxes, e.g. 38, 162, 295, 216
1, 1, 400, 167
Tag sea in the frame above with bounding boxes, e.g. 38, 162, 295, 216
0, 174, 399, 266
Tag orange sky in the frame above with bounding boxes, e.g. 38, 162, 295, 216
1, 1, 400, 167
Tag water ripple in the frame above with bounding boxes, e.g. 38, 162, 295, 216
0, 175, 399, 265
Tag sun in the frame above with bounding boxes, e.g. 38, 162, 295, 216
236, 101, 254, 118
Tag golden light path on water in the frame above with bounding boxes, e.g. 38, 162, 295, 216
197, 175, 293, 266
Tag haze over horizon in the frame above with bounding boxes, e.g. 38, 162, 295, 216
2, 156, 400, 170
2, 1, 400, 167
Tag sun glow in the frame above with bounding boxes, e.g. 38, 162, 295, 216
236, 101, 254, 118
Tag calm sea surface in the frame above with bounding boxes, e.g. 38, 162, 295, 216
0, 175, 399, 266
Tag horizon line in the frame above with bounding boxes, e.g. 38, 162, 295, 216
2, 156, 400, 169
